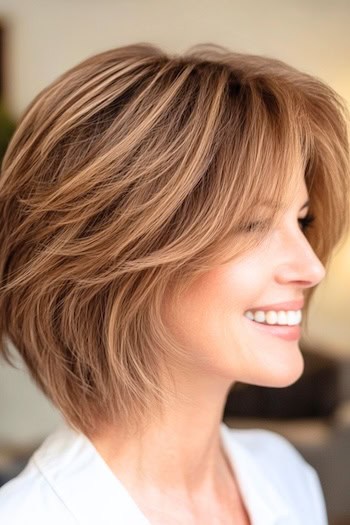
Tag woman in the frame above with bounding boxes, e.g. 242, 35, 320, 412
0, 42, 349, 524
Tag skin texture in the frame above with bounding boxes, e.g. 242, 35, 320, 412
91, 171, 325, 524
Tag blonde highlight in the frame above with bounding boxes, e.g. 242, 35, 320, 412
0, 42, 349, 436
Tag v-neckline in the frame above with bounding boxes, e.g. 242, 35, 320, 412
35, 421, 291, 524
82, 421, 254, 524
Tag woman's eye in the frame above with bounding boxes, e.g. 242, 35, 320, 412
298, 213, 315, 232
241, 214, 316, 234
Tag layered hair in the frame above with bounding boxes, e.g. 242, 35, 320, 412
0, 43, 349, 437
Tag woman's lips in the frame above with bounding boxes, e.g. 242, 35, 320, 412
243, 316, 301, 341
245, 299, 304, 311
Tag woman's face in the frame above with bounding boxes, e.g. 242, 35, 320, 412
165, 175, 325, 388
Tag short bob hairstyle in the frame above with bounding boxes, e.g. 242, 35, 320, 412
0, 43, 349, 437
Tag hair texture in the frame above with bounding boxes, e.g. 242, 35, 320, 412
0, 42, 349, 437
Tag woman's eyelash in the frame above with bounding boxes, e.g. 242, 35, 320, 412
298, 213, 315, 231
240, 213, 315, 233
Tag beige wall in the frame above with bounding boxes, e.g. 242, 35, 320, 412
0, 0, 349, 444
1, 0, 350, 117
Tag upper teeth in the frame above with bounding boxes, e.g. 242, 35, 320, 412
244, 310, 302, 326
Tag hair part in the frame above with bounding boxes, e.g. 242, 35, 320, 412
0, 42, 349, 437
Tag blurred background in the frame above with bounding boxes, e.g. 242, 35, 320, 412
0, 1, 349, 523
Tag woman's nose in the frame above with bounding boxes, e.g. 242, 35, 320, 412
275, 233, 326, 288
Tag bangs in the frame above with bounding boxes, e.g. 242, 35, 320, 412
174, 71, 314, 275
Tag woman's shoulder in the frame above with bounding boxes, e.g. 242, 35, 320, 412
221, 424, 328, 524
0, 423, 147, 525
0, 426, 85, 524
0, 458, 76, 524
225, 425, 316, 475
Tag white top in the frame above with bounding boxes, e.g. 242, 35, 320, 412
0, 421, 328, 524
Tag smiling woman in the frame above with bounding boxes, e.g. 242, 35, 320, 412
0, 43, 349, 524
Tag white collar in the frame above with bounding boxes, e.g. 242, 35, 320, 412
220, 422, 292, 524
32, 422, 293, 524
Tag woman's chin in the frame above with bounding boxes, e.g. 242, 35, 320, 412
257, 352, 305, 388
235, 343, 305, 388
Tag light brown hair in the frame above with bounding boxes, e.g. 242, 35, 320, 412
0, 43, 349, 437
